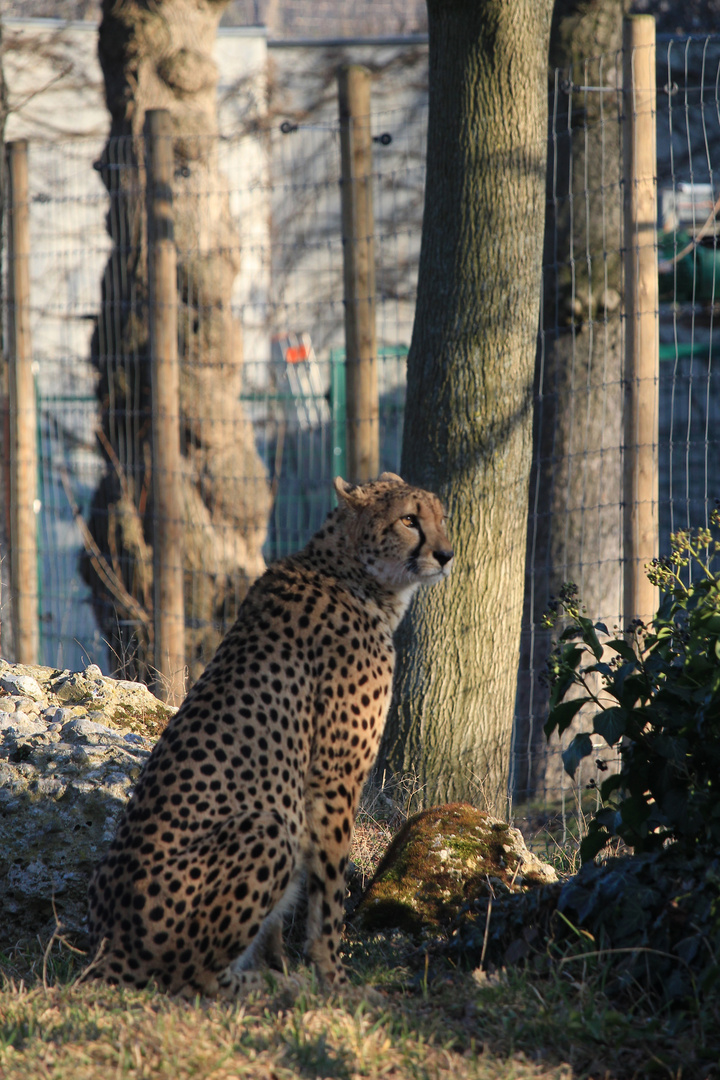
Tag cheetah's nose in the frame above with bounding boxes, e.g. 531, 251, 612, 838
434, 548, 454, 567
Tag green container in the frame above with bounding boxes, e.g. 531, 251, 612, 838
658, 230, 720, 304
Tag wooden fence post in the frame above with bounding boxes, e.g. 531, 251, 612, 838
338, 65, 379, 483
623, 15, 659, 629
145, 109, 185, 703
7, 139, 38, 665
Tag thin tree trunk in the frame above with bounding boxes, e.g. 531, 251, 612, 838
515, 0, 628, 803
381, 0, 553, 816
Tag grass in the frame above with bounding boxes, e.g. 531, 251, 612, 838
0, 955, 551, 1080
1, 789, 716, 1079
1, 926, 713, 1080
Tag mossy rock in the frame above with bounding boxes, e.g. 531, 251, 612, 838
354, 803, 557, 936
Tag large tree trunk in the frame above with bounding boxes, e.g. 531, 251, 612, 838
381, 0, 553, 816
84, 0, 271, 685
514, 0, 629, 803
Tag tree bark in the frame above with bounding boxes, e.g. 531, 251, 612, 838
85, 0, 272, 684
515, 0, 629, 802
381, 0, 553, 816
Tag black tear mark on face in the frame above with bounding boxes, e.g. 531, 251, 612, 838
407, 520, 426, 568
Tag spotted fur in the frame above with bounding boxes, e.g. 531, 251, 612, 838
84, 473, 453, 995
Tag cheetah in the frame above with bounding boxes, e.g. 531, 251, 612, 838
84, 473, 453, 996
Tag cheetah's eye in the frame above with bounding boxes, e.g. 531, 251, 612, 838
400, 514, 419, 529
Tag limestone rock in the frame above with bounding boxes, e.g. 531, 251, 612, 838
0, 659, 171, 947
354, 803, 558, 936
0, 712, 47, 737
47, 670, 174, 739
0, 672, 45, 701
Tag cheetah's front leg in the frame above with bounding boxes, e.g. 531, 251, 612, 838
303, 781, 357, 986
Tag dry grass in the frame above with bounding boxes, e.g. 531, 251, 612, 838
0, 969, 578, 1080
0, 782, 712, 1079
349, 818, 395, 890
2, 927, 708, 1080
347, 772, 420, 893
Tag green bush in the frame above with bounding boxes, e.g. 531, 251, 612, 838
544, 511, 720, 862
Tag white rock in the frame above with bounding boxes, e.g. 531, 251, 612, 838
0, 660, 167, 946
35, 776, 68, 798
46, 707, 81, 725
0, 673, 45, 701
123, 732, 150, 747
61, 718, 126, 744
0, 712, 47, 737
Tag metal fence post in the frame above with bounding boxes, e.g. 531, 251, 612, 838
7, 139, 38, 665
622, 15, 659, 629
145, 109, 185, 702
338, 64, 379, 483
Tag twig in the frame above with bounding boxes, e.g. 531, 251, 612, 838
74, 937, 109, 987
58, 461, 151, 630
96, 427, 134, 505
479, 875, 496, 971
42, 895, 87, 990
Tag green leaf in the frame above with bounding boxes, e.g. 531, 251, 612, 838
605, 638, 638, 664
607, 660, 637, 702
593, 707, 627, 747
548, 647, 586, 709
578, 616, 604, 660
562, 732, 594, 778
561, 644, 586, 669
620, 673, 651, 709
580, 825, 610, 862
620, 795, 651, 833
698, 612, 720, 635
594, 807, 622, 832
700, 963, 720, 994
553, 531, 720, 857
599, 772, 624, 800
544, 696, 590, 739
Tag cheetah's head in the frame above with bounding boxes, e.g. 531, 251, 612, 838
333, 473, 454, 591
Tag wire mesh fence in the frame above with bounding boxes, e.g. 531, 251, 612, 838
3, 31, 720, 815
514, 30, 720, 816
12, 97, 427, 683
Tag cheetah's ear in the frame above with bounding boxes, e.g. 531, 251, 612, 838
377, 472, 404, 485
334, 476, 368, 507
